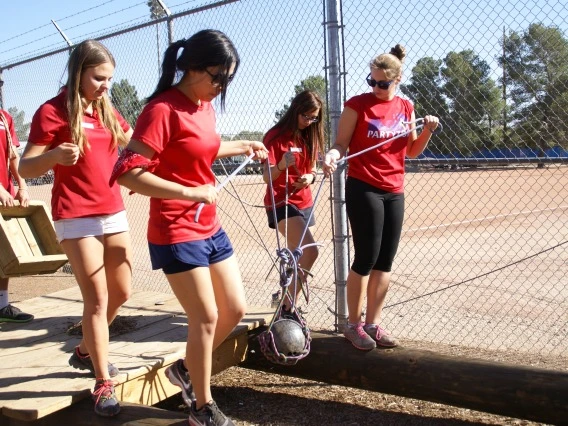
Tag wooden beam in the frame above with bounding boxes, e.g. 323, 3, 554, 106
242, 330, 568, 424
0, 400, 187, 426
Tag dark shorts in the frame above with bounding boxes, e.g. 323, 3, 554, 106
266, 204, 316, 229
148, 228, 234, 274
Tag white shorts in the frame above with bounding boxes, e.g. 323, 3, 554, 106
54, 211, 129, 243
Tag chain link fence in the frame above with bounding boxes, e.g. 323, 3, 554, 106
2, 0, 566, 363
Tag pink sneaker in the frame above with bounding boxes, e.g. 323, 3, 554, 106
343, 322, 376, 350
363, 324, 399, 347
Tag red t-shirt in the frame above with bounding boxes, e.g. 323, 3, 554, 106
28, 91, 130, 220
345, 93, 414, 193
0, 110, 20, 195
132, 88, 221, 245
263, 127, 314, 210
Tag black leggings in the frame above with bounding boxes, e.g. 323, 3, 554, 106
346, 177, 405, 275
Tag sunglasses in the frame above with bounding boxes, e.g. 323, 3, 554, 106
204, 69, 235, 86
301, 114, 319, 123
366, 73, 395, 90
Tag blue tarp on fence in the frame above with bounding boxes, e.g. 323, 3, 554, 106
419, 146, 568, 159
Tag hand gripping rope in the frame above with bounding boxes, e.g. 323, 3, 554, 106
258, 162, 328, 366
194, 153, 255, 222
336, 118, 443, 165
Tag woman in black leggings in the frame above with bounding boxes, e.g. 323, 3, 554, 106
323, 44, 439, 350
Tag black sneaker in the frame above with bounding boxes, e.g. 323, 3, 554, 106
92, 379, 120, 417
69, 346, 119, 377
165, 358, 195, 407
280, 306, 295, 320
0, 304, 34, 323
189, 400, 235, 426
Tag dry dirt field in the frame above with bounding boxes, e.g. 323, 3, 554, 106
6, 273, 553, 426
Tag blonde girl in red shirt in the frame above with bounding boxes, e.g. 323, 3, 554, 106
20, 40, 133, 417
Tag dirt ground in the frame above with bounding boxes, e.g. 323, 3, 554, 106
6, 273, 555, 426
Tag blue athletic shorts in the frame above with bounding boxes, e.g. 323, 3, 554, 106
266, 204, 316, 229
148, 228, 234, 274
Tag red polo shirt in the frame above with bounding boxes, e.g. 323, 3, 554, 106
28, 90, 130, 220
132, 88, 221, 245
0, 110, 20, 195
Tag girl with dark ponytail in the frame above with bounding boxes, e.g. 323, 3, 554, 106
147, 29, 239, 110
111, 29, 266, 426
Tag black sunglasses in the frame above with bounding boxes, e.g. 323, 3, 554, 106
204, 69, 235, 86
366, 73, 394, 90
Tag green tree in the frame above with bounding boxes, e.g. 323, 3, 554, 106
110, 79, 143, 127
401, 52, 502, 156
7, 107, 30, 141
275, 75, 327, 123
400, 57, 449, 155
499, 23, 568, 150
441, 50, 503, 155
401, 57, 446, 118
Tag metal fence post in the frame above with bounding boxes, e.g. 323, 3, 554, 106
325, 0, 348, 331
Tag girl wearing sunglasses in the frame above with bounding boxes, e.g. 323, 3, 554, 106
262, 90, 325, 316
323, 45, 439, 351
111, 29, 267, 426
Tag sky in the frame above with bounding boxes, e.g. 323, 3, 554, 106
1, 0, 566, 137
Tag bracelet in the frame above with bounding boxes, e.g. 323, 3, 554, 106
276, 163, 285, 172
18, 188, 28, 192
310, 171, 317, 184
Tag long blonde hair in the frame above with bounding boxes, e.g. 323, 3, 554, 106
370, 44, 407, 80
65, 40, 127, 154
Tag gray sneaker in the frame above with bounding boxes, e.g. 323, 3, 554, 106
92, 379, 120, 417
364, 324, 399, 348
0, 304, 34, 323
165, 358, 195, 407
189, 400, 235, 426
343, 322, 376, 350
69, 346, 119, 377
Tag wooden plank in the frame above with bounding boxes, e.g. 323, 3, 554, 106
27, 202, 63, 254
0, 201, 66, 277
6, 255, 68, 277
0, 400, 188, 426
3, 218, 34, 257
16, 217, 43, 256
243, 331, 568, 425
0, 287, 271, 422
0, 290, 182, 359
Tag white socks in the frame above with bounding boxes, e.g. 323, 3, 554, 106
0, 291, 9, 309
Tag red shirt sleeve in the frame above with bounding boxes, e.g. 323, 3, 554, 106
132, 101, 172, 155
28, 101, 67, 147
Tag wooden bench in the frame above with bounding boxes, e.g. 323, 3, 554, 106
0, 287, 272, 425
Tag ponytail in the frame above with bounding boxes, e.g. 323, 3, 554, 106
146, 30, 240, 110
147, 39, 186, 102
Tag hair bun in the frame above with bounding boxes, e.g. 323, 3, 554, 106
390, 44, 406, 62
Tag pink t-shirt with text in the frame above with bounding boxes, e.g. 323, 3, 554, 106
345, 93, 414, 193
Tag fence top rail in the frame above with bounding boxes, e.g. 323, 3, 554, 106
0, 0, 240, 70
